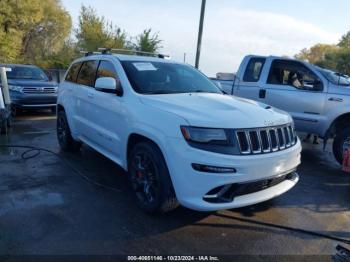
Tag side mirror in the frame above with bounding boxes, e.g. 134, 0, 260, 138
95, 77, 123, 96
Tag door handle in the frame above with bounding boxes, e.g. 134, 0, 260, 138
87, 92, 94, 98
259, 89, 266, 99
328, 97, 343, 102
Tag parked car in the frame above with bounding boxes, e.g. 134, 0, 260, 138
0, 64, 58, 113
57, 52, 301, 213
212, 55, 350, 165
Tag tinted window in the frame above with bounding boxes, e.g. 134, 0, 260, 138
65, 62, 82, 83
6, 66, 48, 81
243, 58, 265, 82
96, 61, 118, 80
121, 61, 221, 95
267, 60, 322, 91
77, 61, 99, 87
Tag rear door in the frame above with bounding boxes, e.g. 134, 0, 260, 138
262, 59, 327, 133
233, 57, 267, 101
62, 61, 82, 134
75, 60, 99, 141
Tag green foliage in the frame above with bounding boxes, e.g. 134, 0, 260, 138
296, 31, 350, 75
317, 48, 350, 75
295, 44, 338, 64
0, 3, 163, 69
0, 0, 71, 66
134, 29, 162, 53
75, 6, 127, 51
338, 32, 350, 48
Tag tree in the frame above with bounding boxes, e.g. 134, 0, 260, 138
0, 0, 42, 62
295, 30, 350, 75
317, 48, 350, 75
134, 29, 162, 53
295, 44, 338, 64
75, 6, 127, 52
0, 0, 71, 65
338, 31, 350, 48
40, 39, 80, 69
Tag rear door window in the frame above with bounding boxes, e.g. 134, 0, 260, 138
243, 58, 266, 82
77, 60, 99, 87
65, 62, 82, 83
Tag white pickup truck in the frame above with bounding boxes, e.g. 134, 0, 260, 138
213, 55, 350, 164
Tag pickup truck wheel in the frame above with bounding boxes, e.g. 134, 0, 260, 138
57, 110, 81, 152
333, 127, 350, 165
128, 142, 178, 214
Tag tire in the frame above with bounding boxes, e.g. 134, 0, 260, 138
128, 141, 179, 214
333, 127, 350, 165
57, 110, 81, 152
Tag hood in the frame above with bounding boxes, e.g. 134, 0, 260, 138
8, 79, 58, 87
140, 93, 291, 128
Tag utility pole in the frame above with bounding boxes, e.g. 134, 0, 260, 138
195, 0, 206, 69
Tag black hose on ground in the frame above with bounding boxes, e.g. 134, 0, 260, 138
0, 144, 122, 193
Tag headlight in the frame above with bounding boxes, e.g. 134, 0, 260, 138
180, 126, 229, 144
8, 85, 22, 92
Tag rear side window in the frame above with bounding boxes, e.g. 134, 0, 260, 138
65, 62, 82, 83
96, 61, 118, 80
77, 60, 99, 87
243, 58, 266, 82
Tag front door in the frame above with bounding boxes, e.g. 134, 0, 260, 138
262, 59, 327, 133
87, 60, 125, 162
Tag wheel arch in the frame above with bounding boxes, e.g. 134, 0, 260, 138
327, 112, 350, 138
126, 133, 167, 171
57, 104, 65, 112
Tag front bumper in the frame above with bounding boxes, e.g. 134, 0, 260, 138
164, 137, 302, 211
10, 91, 57, 108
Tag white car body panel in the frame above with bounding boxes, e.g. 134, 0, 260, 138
58, 54, 301, 211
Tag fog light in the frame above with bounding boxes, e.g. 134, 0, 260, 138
192, 163, 236, 173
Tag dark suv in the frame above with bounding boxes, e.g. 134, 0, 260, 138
1, 64, 58, 113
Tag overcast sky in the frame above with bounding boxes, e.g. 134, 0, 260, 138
61, 0, 349, 76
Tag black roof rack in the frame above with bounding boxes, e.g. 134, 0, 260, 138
97, 48, 170, 59
79, 51, 101, 57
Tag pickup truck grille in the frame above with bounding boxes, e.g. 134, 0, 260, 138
235, 124, 297, 155
22, 87, 56, 94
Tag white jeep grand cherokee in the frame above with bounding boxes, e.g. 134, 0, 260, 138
57, 52, 301, 213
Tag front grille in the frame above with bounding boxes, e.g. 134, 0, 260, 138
22, 87, 56, 94
235, 124, 297, 155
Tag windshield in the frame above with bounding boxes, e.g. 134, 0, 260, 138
316, 67, 350, 86
5, 66, 48, 81
121, 61, 222, 95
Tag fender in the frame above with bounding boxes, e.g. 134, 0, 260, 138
123, 123, 172, 171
